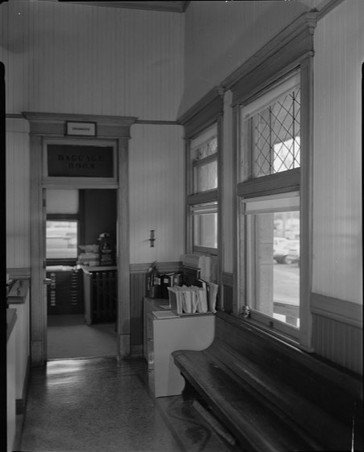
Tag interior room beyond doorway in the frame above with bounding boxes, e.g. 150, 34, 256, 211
46, 188, 117, 360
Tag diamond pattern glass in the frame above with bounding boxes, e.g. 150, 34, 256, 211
252, 88, 300, 178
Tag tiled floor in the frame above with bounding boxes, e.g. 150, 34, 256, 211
17, 357, 236, 452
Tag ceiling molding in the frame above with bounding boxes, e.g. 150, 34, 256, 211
57, 1, 190, 13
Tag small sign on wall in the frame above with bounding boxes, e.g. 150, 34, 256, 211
66, 121, 96, 136
47, 144, 114, 178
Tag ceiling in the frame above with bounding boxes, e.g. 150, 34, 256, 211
58, 1, 190, 13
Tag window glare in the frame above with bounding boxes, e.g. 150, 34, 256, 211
194, 160, 218, 192
46, 221, 78, 259
192, 203, 218, 249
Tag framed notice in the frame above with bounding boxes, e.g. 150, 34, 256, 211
46, 143, 115, 179
66, 121, 96, 136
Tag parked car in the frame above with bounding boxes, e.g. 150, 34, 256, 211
274, 239, 300, 264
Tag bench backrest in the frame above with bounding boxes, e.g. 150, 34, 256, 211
214, 312, 363, 429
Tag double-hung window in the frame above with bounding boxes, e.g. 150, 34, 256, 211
238, 70, 304, 336
188, 124, 218, 254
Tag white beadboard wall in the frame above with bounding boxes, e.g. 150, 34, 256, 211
129, 123, 185, 264
312, 0, 363, 305
0, 1, 184, 119
310, 0, 363, 373
6, 118, 30, 269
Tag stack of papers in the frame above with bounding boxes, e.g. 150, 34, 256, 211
153, 310, 179, 319
168, 285, 210, 315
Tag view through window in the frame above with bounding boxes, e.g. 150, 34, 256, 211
46, 220, 78, 260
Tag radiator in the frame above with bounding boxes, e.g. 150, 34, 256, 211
83, 268, 117, 324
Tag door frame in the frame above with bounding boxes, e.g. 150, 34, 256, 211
24, 112, 136, 366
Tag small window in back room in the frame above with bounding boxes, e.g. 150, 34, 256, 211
46, 220, 78, 260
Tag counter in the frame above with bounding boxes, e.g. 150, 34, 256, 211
7, 279, 30, 415
7, 308, 17, 452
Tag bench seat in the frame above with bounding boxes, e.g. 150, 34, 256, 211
172, 312, 363, 452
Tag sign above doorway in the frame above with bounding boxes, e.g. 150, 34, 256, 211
47, 144, 114, 178
66, 121, 96, 136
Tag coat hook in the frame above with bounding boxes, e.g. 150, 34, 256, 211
149, 230, 156, 247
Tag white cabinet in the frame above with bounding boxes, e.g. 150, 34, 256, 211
7, 279, 30, 413
7, 309, 17, 452
143, 298, 215, 398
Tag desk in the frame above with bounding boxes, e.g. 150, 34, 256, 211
143, 298, 215, 398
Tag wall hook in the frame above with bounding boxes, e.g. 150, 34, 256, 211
149, 229, 156, 247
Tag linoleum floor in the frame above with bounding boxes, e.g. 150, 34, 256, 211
18, 357, 235, 452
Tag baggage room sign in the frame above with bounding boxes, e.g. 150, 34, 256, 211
47, 144, 114, 178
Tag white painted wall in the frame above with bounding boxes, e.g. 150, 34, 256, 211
129, 124, 185, 263
0, 1, 184, 119
1, 1, 185, 267
313, 0, 363, 305
179, 0, 322, 116
6, 118, 30, 269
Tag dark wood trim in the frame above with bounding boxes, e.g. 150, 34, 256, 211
23, 112, 137, 139
316, 0, 345, 20
298, 56, 314, 349
186, 189, 218, 206
46, 213, 79, 220
130, 261, 181, 274
237, 169, 300, 198
135, 119, 179, 126
64, 1, 190, 13
311, 293, 363, 328
222, 12, 316, 107
177, 87, 224, 138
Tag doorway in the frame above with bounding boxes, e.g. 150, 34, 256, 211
25, 112, 136, 366
45, 188, 118, 359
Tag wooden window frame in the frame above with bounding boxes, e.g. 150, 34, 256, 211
178, 88, 223, 261
224, 12, 316, 350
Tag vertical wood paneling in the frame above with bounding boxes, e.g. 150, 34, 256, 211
312, 314, 362, 375
312, 0, 362, 304
0, 1, 184, 120
6, 119, 30, 268
130, 272, 146, 348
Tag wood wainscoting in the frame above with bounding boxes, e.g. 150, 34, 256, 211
311, 292, 363, 375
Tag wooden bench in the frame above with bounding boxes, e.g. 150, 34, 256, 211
172, 312, 363, 452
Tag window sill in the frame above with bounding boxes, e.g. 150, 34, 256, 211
216, 310, 301, 350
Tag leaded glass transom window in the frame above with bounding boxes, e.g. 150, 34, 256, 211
252, 88, 300, 177
240, 72, 301, 181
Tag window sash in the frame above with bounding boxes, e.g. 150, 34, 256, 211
244, 199, 300, 331
239, 71, 301, 182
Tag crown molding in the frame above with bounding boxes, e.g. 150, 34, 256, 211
222, 11, 317, 106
